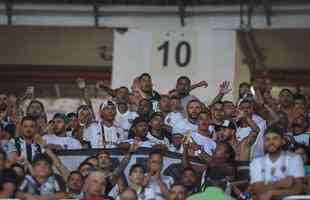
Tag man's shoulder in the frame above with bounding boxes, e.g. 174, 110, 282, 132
250, 155, 265, 166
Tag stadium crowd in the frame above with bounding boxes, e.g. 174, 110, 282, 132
0, 73, 310, 200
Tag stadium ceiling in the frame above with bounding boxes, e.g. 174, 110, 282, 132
3, 0, 310, 6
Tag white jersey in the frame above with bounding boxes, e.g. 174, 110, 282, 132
291, 132, 310, 145
191, 131, 216, 156
146, 174, 174, 200
250, 151, 304, 184
164, 112, 186, 134
122, 138, 154, 148
114, 109, 138, 133
43, 134, 81, 149
236, 114, 267, 160
146, 133, 170, 147
82, 122, 126, 148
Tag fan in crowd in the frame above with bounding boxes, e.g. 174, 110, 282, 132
0, 73, 309, 200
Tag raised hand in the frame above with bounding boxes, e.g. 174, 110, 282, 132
219, 81, 232, 95
129, 139, 140, 153
196, 80, 208, 88
76, 77, 86, 89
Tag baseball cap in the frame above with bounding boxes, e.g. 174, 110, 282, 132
99, 100, 116, 110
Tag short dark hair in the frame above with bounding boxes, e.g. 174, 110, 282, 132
139, 73, 151, 81
149, 112, 164, 121
67, 112, 78, 118
264, 126, 283, 137
21, 116, 37, 125
67, 170, 84, 182
129, 164, 145, 175
78, 161, 95, 171
239, 82, 251, 88
217, 141, 235, 163
96, 150, 111, 159
32, 153, 53, 166
27, 100, 45, 113
182, 166, 197, 177
223, 100, 234, 105
186, 99, 201, 110
280, 88, 293, 96
149, 150, 163, 159
177, 76, 191, 84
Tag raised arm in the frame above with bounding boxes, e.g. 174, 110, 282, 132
76, 78, 95, 120
96, 80, 117, 97
211, 81, 232, 104
189, 80, 208, 92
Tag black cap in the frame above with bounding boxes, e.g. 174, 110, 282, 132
264, 126, 283, 137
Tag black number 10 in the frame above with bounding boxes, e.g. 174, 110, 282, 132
158, 40, 191, 67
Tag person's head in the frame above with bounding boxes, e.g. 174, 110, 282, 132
186, 100, 202, 121
67, 112, 78, 129
67, 171, 84, 194
293, 144, 309, 164
238, 100, 254, 117
214, 141, 235, 163
279, 89, 294, 108
0, 148, 7, 172
0, 94, 8, 111
21, 116, 37, 139
115, 86, 130, 104
168, 184, 187, 200
119, 187, 138, 200
149, 112, 164, 132
172, 134, 184, 149
139, 73, 153, 94
159, 95, 171, 113
129, 164, 145, 185
170, 97, 182, 112
264, 127, 284, 154
96, 150, 112, 171
137, 99, 153, 117
130, 117, 149, 138
53, 113, 69, 135
294, 94, 307, 112
85, 156, 99, 168
77, 105, 93, 125
147, 151, 163, 174
197, 111, 210, 132
239, 82, 251, 98
221, 121, 237, 142
292, 114, 309, 134
1, 123, 15, 139
99, 100, 116, 122
223, 101, 236, 119
26, 100, 45, 118
83, 171, 106, 197
180, 167, 197, 191
78, 162, 96, 178
275, 111, 289, 133
32, 154, 53, 179
176, 76, 191, 97
210, 102, 224, 122
12, 163, 25, 186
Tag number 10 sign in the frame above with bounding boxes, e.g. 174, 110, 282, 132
151, 31, 197, 75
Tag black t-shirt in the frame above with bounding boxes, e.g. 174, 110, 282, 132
0, 168, 18, 197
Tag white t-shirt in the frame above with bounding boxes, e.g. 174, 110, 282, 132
168, 118, 198, 135
250, 151, 305, 184
191, 131, 216, 156
43, 134, 81, 149
236, 114, 267, 160
146, 133, 170, 148
147, 175, 174, 200
164, 112, 186, 134
292, 132, 310, 145
82, 122, 126, 148
122, 138, 154, 148
114, 109, 138, 133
